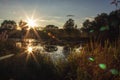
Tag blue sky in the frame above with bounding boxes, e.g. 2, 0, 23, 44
0, 0, 116, 28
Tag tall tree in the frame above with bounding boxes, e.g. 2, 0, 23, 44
81, 9, 120, 42
95, 13, 109, 30
109, 10, 120, 40
63, 18, 75, 29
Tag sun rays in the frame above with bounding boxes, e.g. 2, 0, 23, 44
27, 46, 33, 53
21, 10, 41, 40
19, 10, 42, 64
26, 18, 37, 28
23, 43, 39, 64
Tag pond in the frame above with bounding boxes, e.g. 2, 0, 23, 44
15, 39, 83, 63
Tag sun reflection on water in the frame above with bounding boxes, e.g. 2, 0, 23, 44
27, 46, 33, 53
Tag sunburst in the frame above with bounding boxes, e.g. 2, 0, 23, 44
19, 10, 42, 63
26, 18, 37, 28
25, 44, 39, 64
22, 11, 41, 40
27, 46, 33, 53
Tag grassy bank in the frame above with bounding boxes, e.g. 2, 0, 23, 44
0, 41, 21, 56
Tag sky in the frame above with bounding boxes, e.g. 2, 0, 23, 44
0, 0, 116, 28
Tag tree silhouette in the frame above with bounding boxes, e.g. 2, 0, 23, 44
1, 20, 17, 30
111, 0, 120, 10
81, 9, 120, 42
44, 25, 58, 30
63, 18, 75, 29
82, 13, 109, 33
75, 25, 78, 29
81, 19, 91, 35
109, 10, 120, 41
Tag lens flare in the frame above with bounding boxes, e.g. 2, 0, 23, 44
99, 64, 107, 70
88, 57, 95, 62
110, 69, 119, 75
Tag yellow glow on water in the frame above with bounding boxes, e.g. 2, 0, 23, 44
24, 45, 38, 64
27, 46, 33, 53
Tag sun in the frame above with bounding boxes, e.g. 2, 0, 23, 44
26, 18, 37, 28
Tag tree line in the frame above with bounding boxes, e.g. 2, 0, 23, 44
81, 9, 120, 42
0, 9, 120, 42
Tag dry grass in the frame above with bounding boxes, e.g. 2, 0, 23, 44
0, 40, 120, 80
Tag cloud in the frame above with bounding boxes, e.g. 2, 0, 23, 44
40, 16, 62, 20
38, 19, 63, 27
53, 16, 62, 19
67, 15, 75, 17
38, 16, 63, 24
39, 19, 63, 25
38, 19, 56, 22
80, 23, 83, 27
84, 16, 95, 21
12, 11, 17, 15
0, 18, 3, 21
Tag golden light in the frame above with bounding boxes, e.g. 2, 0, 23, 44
26, 18, 37, 28
27, 46, 33, 53
25, 45, 39, 64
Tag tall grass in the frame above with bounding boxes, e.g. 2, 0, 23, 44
55, 40, 120, 80
0, 40, 21, 56
0, 40, 120, 80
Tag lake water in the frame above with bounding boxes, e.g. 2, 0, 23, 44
15, 39, 83, 63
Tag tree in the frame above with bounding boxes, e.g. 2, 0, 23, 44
81, 13, 109, 33
44, 25, 58, 30
95, 13, 109, 30
81, 13, 110, 42
81, 19, 93, 35
63, 18, 75, 29
75, 25, 78, 29
109, 9, 120, 40
83, 19, 91, 29
1, 20, 17, 30
18, 20, 28, 30
81, 9, 120, 42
